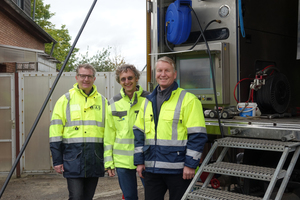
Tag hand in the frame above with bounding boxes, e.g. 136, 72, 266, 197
183, 166, 195, 180
107, 169, 115, 177
54, 164, 64, 174
136, 164, 145, 178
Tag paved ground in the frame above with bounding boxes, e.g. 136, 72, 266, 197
3, 173, 300, 200
0, 173, 169, 200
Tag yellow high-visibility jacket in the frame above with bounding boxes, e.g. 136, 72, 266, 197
49, 83, 107, 178
104, 85, 149, 169
133, 83, 207, 174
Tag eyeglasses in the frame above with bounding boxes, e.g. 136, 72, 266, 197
120, 76, 134, 82
77, 74, 94, 79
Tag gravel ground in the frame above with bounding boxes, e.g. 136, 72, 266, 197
0, 173, 169, 200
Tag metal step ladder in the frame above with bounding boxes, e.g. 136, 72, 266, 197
181, 137, 300, 200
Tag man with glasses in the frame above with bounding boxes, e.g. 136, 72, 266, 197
104, 64, 149, 200
49, 64, 107, 200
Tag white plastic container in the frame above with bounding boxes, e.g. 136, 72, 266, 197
237, 103, 257, 117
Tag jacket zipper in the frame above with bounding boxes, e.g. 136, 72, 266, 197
153, 101, 164, 172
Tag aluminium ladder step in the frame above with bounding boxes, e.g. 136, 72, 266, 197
187, 187, 262, 200
216, 137, 300, 152
203, 161, 286, 181
182, 137, 300, 200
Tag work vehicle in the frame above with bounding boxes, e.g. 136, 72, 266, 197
145, 0, 300, 199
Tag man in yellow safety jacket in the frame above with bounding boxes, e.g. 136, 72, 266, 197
134, 56, 208, 200
104, 64, 149, 200
49, 64, 107, 200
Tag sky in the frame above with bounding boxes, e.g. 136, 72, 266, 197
42, 0, 147, 70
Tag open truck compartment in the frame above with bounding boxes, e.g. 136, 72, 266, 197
149, 0, 300, 117
147, 0, 300, 199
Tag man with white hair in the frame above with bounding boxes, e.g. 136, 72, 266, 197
134, 56, 208, 200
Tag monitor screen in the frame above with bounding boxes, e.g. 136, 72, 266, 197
172, 42, 229, 105
177, 55, 214, 94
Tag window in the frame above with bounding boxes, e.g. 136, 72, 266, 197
16, 0, 24, 9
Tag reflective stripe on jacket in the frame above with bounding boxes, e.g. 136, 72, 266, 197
49, 83, 107, 178
104, 85, 149, 169
133, 82, 207, 174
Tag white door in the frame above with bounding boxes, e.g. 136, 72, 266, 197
0, 73, 15, 173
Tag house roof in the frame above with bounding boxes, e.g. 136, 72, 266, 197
0, 0, 57, 44
0, 44, 60, 63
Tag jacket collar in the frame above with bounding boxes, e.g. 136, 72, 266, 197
147, 81, 178, 102
120, 85, 143, 99
73, 83, 97, 98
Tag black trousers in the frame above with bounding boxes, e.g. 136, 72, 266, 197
67, 177, 99, 200
144, 172, 192, 200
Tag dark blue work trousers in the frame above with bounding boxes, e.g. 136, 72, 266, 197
144, 172, 191, 200
116, 168, 145, 200
67, 177, 99, 200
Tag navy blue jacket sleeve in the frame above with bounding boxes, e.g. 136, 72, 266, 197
133, 127, 145, 166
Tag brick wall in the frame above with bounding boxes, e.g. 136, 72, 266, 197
0, 12, 45, 50
5, 63, 16, 72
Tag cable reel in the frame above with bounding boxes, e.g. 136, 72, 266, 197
165, 0, 192, 45
256, 72, 291, 114
235, 66, 291, 115
165, 0, 221, 51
